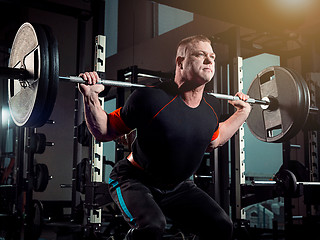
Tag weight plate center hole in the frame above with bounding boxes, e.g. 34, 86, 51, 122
260, 96, 278, 111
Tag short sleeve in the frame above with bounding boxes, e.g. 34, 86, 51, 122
120, 88, 153, 129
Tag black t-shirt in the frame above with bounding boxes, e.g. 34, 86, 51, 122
116, 81, 221, 187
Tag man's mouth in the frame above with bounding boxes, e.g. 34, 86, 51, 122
203, 68, 212, 72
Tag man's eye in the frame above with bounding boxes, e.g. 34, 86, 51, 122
196, 53, 205, 57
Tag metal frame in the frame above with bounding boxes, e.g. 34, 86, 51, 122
86, 34, 106, 231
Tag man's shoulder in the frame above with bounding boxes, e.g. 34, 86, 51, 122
204, 92, 221, 105
203, 92, 221, 117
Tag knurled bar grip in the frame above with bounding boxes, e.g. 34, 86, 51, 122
207, 93, 269, 105
60, 76, 146, 88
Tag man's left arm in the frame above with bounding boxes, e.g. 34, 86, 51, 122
207, 92, 251, 151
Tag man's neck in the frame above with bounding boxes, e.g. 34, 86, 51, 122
174, 78, 205, 108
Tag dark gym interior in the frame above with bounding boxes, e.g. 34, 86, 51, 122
1, 0, 320, 239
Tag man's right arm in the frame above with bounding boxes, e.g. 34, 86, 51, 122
79, 71, 123, 142
206, 92, 251, 151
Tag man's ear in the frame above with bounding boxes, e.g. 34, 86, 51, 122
176, 56, 184, 69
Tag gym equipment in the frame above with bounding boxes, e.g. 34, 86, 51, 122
252, 169, 320, 197
6, 22, 59, 128
29, 132, 54, 154
0, 22, 315, 144
31, 200, 44, 239
246, 66, 311, 143
33, 163, 50, 192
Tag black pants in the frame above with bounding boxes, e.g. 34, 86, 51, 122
108, 159, 233, 240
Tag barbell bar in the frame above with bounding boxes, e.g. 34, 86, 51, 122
251, 169, 320, 197
1, 66, 270, 105
0, 66, 272, 106
59, 75, 271, 105
253, 180, 320, 186
2, 68, 272, 104
0, 64, 271, 104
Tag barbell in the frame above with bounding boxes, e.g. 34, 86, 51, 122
252, 169, 320, 198
60, 75, 270, 105
0, 22, 315, 143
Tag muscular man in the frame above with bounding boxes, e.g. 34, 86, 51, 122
79, 35, 251, 240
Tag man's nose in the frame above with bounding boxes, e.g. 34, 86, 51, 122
204, 55, 214, 64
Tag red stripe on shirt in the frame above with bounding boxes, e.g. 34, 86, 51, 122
152, 95, 178, 120
108, 107, 132, 135
211, 127, 220, 141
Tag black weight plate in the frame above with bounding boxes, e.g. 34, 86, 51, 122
34, 163, 49, 192
274, 169, 298, 197
35, 133, 46, 154
268, 67, 306, 142
31, 200, 44, 239
29, 24, 52, 128
285, 68, 310, 138
246, 66, 309, 143
8, 22, 49, 127
40, 24, 59, 125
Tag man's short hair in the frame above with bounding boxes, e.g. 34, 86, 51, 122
178, 35, 211, 48
176, 35, 211, 57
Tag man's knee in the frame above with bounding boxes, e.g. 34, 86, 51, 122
198, 215, 233, 240
222, 217, 233, 238
127, 214, 166, 240
215, 217, 233, 239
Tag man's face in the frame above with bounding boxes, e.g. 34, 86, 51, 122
180, 41, 216, 85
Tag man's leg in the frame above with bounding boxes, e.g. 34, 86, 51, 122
160, 180, 233, 240
109, 162, 166, 240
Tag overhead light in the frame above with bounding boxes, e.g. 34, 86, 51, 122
270, 0, 315, 13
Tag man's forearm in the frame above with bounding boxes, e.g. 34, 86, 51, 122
83, 94, 109, 141
218, 108, 250, 146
